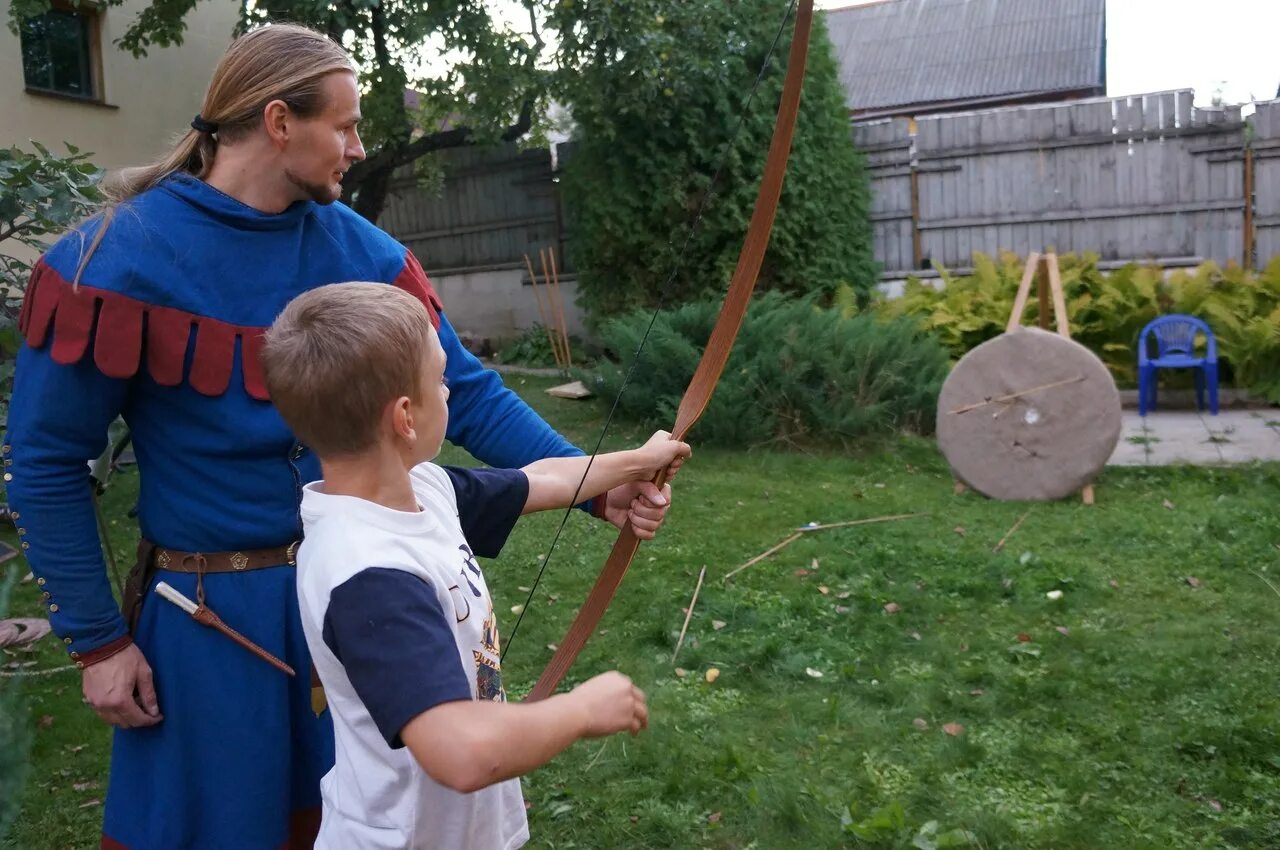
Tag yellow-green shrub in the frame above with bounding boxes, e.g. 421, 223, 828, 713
875, 253, 1280, 401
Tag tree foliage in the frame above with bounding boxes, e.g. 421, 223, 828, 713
0, 142, 103, 426
554, 0, 877, 323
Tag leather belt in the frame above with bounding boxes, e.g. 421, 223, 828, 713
153, 541, 299, 574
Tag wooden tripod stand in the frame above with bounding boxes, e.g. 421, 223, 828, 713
953, 251, 1096, 505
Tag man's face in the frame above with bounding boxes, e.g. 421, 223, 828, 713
410, 328, 450, 463
282, 71, 365, 205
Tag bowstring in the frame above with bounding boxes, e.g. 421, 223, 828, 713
502, 0, 801, 663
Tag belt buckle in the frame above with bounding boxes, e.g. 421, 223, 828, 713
286, 541, 298, 566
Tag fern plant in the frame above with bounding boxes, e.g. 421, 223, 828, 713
877, 253, 1280, 402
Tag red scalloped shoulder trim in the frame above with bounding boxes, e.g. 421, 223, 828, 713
396, 250, 444, 330
18, 251, 444, 401
18, 261, 271, 400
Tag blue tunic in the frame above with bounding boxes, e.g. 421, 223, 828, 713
5, 174, 586, 850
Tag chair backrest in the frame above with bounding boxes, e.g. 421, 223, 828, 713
1139, 314, 1215, 359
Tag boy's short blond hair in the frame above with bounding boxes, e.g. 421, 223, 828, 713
262, 283, 435, 455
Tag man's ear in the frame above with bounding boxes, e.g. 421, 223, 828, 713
262, 99, 292, 149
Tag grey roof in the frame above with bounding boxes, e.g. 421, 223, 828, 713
825, 0, 1106, 114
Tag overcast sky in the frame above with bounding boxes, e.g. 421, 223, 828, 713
816, 0, 1279, 105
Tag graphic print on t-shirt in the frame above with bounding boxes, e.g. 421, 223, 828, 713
474, 603, 504, 702
448, 543, 504, 700
448, 543, 484, 623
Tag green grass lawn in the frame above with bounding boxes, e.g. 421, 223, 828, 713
4, 374, 1280, 849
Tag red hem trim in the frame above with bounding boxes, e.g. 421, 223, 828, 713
590, 496, 608, 521
76, 634, 134, 669
20, 261, 270, 401
284, 805, 322, 850
100, 805, 321, 850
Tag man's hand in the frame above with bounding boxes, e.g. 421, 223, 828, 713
600, 430, 689, 539
82, 643, 162, 728
603, 481, 675, 540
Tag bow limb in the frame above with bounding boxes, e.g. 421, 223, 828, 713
525, 0, 816, 702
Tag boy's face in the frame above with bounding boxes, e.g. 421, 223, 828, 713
410, 327, 449, 463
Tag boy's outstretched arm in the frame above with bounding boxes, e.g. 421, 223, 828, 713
520, 431, 691, 517
400, 672, 647, 794
322, 568, 649, 795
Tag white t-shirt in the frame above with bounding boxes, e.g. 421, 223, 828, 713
297, 462, 531, 850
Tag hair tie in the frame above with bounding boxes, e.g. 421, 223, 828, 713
190, 114, 219, 135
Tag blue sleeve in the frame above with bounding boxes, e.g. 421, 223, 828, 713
437, 313, 600, 514
323, 567, 473, 749
441, 466, 527, 559
4, 342, 130, 655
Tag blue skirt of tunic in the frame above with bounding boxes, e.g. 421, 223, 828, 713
102, 566, 332, 850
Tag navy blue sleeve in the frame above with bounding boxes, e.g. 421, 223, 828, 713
437, 313, 598, 515
441, 466, 528, 559
323, 568, 473, 749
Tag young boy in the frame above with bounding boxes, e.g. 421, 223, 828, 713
260, 282, 691, 850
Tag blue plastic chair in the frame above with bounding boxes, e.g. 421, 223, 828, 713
1137, 314, 1218, 416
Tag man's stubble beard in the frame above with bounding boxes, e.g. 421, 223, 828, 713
284, 168, 342, 205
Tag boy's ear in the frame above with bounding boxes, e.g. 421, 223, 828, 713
388, 395, 416, 442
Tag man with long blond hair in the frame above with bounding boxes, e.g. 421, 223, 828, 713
6, 23, 675, 850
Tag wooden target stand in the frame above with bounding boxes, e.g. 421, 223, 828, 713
952, 251, 1096, 505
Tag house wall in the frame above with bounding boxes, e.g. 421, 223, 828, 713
431, 267, 586, 346
1, 0, 238, 170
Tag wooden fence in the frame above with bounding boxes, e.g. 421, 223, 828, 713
1253, 100, 1280, 266
380, 89, 1280, 285
378, 143, 567, 277
856, 89, 1252, 276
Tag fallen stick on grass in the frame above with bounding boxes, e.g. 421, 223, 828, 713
796, 513, 926, 533
1249, 569, 1280, 600
992, 511, 1030, 553
672, 566, 707, 662
722, 533, 804, 583
723, 513, 925, 583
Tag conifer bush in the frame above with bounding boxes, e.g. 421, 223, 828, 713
586, 293, 949, 447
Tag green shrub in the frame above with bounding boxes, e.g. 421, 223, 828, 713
496, 324, 594, 370
496, 324, 564, 369
875, 253, 1280, 401
586, 292, 950, 448
557, 0, 877, 324
0, 568, 31, 841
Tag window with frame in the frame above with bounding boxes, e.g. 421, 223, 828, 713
20, 3, 100, 100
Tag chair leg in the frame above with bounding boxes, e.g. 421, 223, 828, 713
1208, 363, 1219, 415
1138, 367, 1148, 416
1194, 369, 1205, 412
